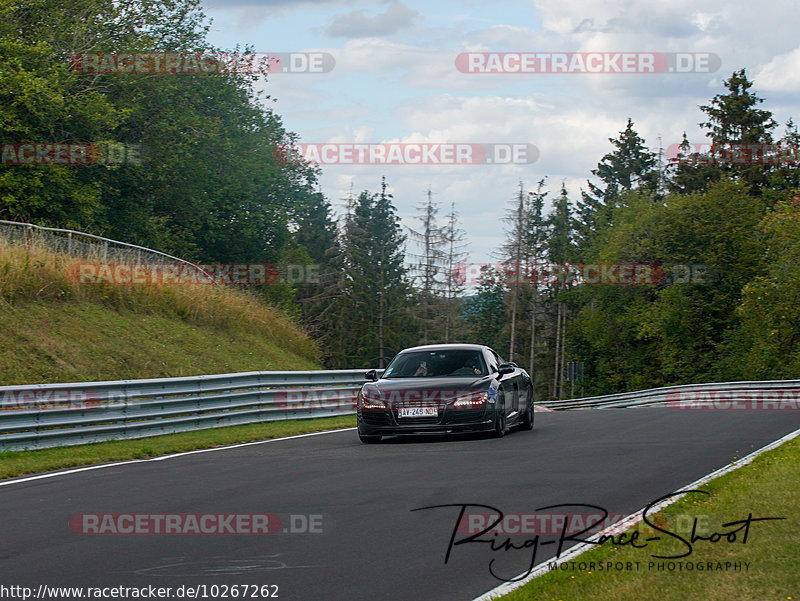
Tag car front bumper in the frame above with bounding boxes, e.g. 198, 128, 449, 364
357, 406, 495, 436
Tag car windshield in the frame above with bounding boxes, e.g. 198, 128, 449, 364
382, 349, 488, 378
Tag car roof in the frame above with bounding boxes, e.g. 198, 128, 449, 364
398, 343, 489, 353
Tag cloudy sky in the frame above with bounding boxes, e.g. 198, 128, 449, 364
200, 0, 799, 263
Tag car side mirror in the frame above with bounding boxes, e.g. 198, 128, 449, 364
365, 369, 378, 381
497, 363, 515, 376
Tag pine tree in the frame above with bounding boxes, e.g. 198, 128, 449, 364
498, 181, 550, 373
700, 69, 776, 149
523, 181, 548, 379
407, 186, 448, 344
343, 177, 411, 368
677, 69, 778, 196
292, 190, 349, 365
576, 119, 658, 253
667, 132, 723, 194
764, 119, 800, 201
461, 266, 507, 350
442, 200, 470, 343
499, 182, 528, 362
593, 118, 659, 196
546, 183, 576, 399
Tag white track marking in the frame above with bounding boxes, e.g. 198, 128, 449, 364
0, 428, 356, 487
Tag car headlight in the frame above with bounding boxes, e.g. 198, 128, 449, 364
452, 390, 489, 409
359, 392, 385, 410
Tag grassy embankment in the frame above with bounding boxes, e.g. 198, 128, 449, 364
0, 238, 321, 384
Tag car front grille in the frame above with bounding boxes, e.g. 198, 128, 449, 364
446, 409, 487, 423
359, 409, 393, 426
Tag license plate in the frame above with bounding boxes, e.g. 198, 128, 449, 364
398, 407, 437, 418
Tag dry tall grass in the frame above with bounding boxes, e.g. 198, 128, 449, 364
0, 238, 320, 363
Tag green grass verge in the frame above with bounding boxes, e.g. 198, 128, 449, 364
0, 414, 355, 480
500, 434, 799, 601
0, 299, 319, 385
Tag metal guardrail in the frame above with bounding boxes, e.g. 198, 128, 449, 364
1, 373, 795, 451
0, 370, 381, 451
538, 379, 800, 410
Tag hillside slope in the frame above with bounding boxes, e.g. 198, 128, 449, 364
0, 241, 321, 385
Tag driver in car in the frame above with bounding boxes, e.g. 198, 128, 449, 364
463, 356, 482, 375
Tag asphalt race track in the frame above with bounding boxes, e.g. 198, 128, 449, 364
1, 407, 798, 601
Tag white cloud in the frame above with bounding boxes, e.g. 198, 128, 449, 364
755, 46, 800, 93
321, 2, 420, 38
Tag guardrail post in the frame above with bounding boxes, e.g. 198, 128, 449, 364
34, 398, 41, 450
195, 379, 203, 431
121, 385, 129, 439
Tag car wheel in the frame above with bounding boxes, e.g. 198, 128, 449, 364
493, 391, 506, 438
521, 386, 534, 430
359, 432, 382, 444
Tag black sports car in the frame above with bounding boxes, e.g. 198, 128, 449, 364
356, 343, 534, 443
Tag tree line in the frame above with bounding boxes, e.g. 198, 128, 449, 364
464, 70, 800, 399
